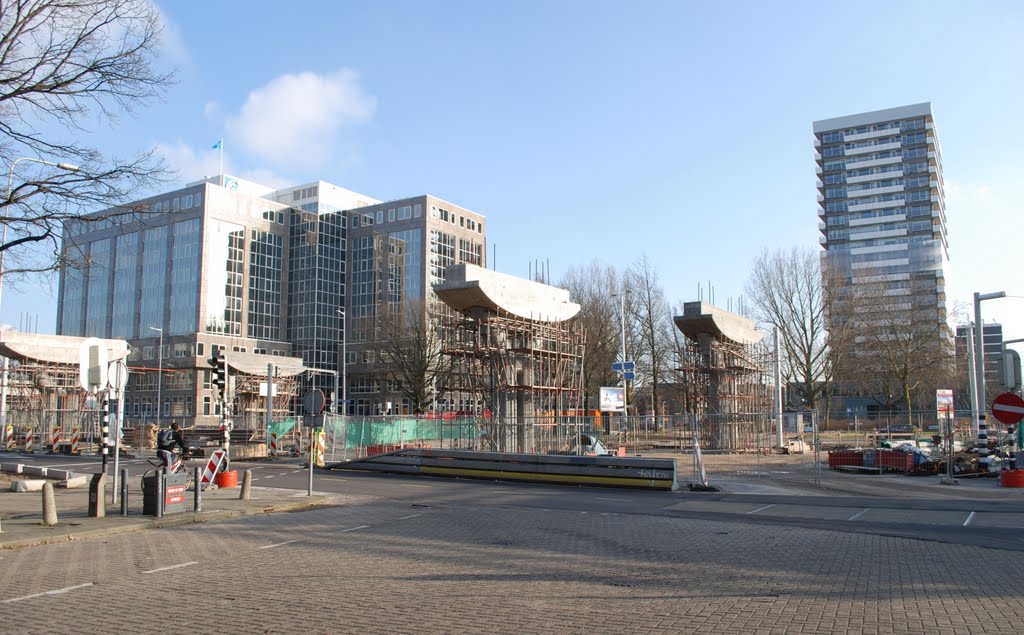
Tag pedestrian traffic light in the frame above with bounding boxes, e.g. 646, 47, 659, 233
210, 353, 226, 396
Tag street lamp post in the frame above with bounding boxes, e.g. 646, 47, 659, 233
149, 326, 163, 428
612, 291, 629, 425
0, 157, 80, 431
336, 309, 346, 415
973, 291, 1006, 465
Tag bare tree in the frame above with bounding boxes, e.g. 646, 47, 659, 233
625, 255, 674, 416
0, 0, 173, 288
372, 301, 453, 414
745, 247, 831, 411
560, 261, 622, 410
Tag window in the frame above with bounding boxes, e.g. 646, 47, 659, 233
194, 192, 202, 207
376, 210, 383, 224
388, 208, 395, 222
414, 204, 422, 218
174, 343, 188, 358
195, 342, 204, 357
143, 346, 154, 360
172, 197, 180, 211
183, 194, 193, 208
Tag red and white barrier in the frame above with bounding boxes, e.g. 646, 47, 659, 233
3, 424, 14, 450
315, 430, 325, 467
24, 427, 34, 453
70, 428, 80, 454
200, 448, 227, 484
50, 425, 61, 451
268, 431, 278, 458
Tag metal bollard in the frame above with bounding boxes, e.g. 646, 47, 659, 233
155, 467, 165, 518
193, 466, 202, 512
239, 469, 252, 501
120, 468, 128, 516
42, 481, 58, 526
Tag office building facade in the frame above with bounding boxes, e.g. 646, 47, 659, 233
345, 195, 487, 415
55, 175, 485, 425
814, 103, 950, 410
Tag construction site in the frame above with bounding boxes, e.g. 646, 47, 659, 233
433, 264, 586, 454
671, 302, 776, 452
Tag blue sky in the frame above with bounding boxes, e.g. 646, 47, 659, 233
6, 0, 1024, 353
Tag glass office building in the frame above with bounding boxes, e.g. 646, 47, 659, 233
55, 178, 486, 424
814, 103, 950, 411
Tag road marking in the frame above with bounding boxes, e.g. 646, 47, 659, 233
259, 540, 299, 549
262, 474, 275, 478
142, 561, 198, 574
746, 504, 776, 515
964, 512, 976, 527
400, 484, 433, 488
848, 508, 871, 521
397, 513, 423, 520
3, 583, 94, 604
340, 525, 369, 533
595, 497, 631, 502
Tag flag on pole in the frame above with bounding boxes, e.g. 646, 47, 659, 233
212, 138, 222, 149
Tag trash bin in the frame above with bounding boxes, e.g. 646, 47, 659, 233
142, 473, 189, 516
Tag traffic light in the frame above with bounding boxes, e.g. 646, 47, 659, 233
210, 353, 226, 396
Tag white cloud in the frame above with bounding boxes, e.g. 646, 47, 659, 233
156, 141, 291, 190
154, 5, 190, 66
156, 141, 223, 184
224, 69, 376, 169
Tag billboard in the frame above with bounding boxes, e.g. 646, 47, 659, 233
599, 387, 625, 413
936, 389, 954, 421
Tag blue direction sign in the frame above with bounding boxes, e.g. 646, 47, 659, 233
623, 371, 636, 381
612, 361, 635, 372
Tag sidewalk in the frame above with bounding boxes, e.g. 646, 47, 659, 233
0, 470, 341, 549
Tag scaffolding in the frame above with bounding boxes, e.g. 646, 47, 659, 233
675, 333, 774, 451
440, 307, 586, 453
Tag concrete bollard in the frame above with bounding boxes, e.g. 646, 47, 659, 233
42, 481, 58, 526
193, 466, 202, 512
239, 469, 252, 501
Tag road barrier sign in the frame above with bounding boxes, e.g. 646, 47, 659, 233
201, 448, 227, 484
993, 392, 1024, 425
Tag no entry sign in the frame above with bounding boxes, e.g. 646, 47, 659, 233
992, 392, 1024, 425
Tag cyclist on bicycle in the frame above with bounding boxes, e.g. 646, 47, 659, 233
157, 423, 189, 469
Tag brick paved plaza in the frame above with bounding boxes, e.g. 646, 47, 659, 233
2, 492, 1021, 634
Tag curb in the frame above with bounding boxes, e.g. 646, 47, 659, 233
0, 493, 339, 550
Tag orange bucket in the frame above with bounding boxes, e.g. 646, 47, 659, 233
215, 469, 239, 488
1000, 469, 1024, 488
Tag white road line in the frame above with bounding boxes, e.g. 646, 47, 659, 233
746, 504, 776, 515
400, 484, 433, 488
848, 508, 871, 521
397, 514, 423, 520
262, 474, 275, 478
340, 525, 369, 533
3, 583, 94, 604
142, 561, 198, 574
595, 497, 631, 502
964, 511, 976, 527
259, 540, 299, 549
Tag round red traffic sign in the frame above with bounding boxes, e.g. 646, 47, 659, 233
992, 392, 1024, 425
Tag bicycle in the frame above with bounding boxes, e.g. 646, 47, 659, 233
141, 449, 195, 492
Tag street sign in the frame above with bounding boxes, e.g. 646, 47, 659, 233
107, 360, 129, 396
992, 392, 1024, 425
611, 361, 635, 372
623, 371, 636, 381
79, 338, 108, 393
302, 389, 326, 415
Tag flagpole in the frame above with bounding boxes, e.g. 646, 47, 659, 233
218, 138, 224, 186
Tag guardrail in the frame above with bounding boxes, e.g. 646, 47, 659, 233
329, 448, 679, 491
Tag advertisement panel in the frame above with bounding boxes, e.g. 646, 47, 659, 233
599, 387, 625, 413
